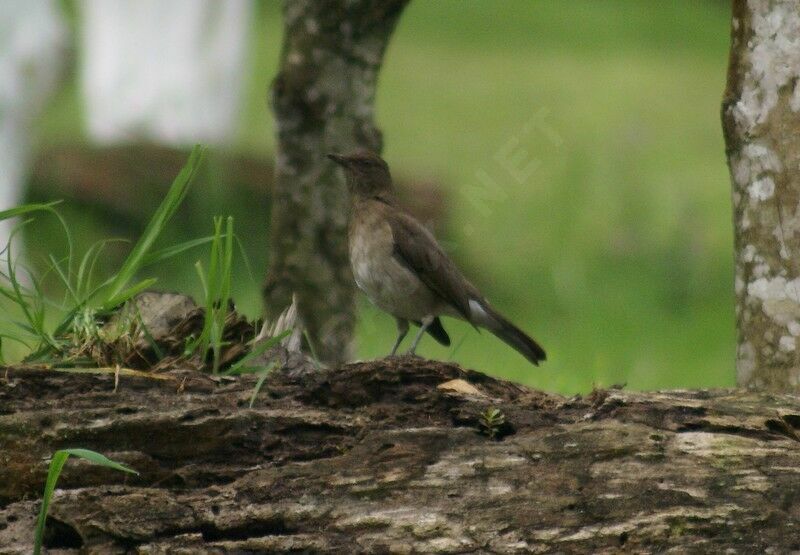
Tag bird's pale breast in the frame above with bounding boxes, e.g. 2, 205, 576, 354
349, 205, 439, 321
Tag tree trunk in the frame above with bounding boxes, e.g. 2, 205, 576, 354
3, 360, 800, 553
723, 0, 800, 389
264, 0, 409, 365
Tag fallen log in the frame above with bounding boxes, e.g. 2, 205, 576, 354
2, 357, 800, 553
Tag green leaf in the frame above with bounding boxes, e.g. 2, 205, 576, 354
249, 362, 276, 408
135, 307, 164, 360
58, 448, 138, 474
75, 239, 127, 300
33, 449, 137, 555
48, 254, 78, 304
222, 329, 291, 375
140, 236, 215, 268
61, 448, 139, 475
103, 145, 206, 305
33, 452, 68, 555
303, 329, 321, 370
0, 201, 62, 222
102, 278, 158, 311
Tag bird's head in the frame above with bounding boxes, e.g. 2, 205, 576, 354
328, 150, 393, 199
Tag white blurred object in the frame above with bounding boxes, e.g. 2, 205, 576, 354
257, 293, 303, 353
0, 0, 67, 249
79, 0, 253, 146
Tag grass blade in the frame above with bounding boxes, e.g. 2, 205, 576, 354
102, 278, 158, 310
75, 239, 127, 300
0, 201, 62, 222
103, 145, 206, 306
222, 329, 290, 375
58, 448, 138, 474
47, 254, 78, 304
303, 329, 321, 370
32, 451, 68, 555
249, 362, 276, 408
135, 306, 165, 361
140, 236, 215, 268
33, 448, 137, 555
188, 216, 235, 373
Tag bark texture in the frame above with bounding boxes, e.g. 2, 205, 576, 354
264, 0, 409, 365
3, 360, 800, 553
723, 0, 800, 388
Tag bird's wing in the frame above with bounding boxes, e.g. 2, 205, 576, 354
387, 209, 473, 321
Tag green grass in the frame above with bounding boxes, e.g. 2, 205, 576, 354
29, 1, 735, 393
101, 145, 207, 310
0, 147, 210, 364
34, 448, 136, 555
189, 215, 235, 373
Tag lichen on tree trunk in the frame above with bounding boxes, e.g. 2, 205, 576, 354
722, 0, 800, 389
263, 0, 409, 365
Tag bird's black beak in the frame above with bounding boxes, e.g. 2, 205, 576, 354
327, 153, 349, 167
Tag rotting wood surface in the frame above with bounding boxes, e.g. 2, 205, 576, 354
2, 357, 800, 553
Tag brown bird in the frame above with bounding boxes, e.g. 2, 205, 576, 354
328, 150, 546, 366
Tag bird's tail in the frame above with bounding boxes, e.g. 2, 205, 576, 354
470, 299, 546, 366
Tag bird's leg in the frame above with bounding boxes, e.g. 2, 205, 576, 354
407, 315, 434, 355
390, 318, 409, 356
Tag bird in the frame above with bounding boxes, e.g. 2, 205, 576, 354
327, 150, 546, 366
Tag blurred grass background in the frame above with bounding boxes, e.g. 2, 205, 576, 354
24, 0, 734, 393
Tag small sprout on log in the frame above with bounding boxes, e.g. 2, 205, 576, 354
34, 449, 137, 555
479, 408, 506, 440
